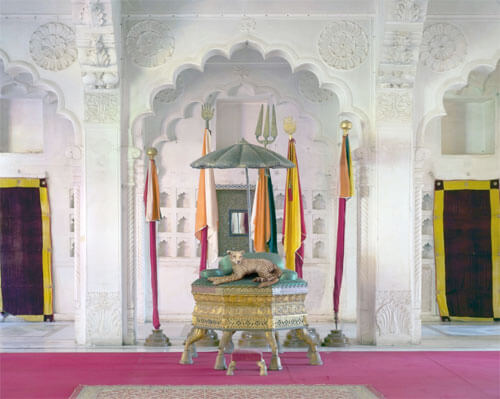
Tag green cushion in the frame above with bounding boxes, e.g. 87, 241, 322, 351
280, 269, 297, 281
199, 269, 224, 279
192, 276, 306, 288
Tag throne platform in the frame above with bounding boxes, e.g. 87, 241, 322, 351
179, 253, 323, 370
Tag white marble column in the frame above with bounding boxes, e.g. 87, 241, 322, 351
374, 119, 414, 344
72, 0, 125, 345
83, 95, 123, 344
369, 0, 429, 345
354, 148, 378, 344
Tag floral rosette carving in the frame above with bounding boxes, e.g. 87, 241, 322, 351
420, 23, 467, 72
29, 22, 77, 71
127, 20, 175, 68
318, 21, 369, 70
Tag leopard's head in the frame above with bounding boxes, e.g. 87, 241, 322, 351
227, 250, 244, 265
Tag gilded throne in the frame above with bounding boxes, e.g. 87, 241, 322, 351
180, 251, 322, 370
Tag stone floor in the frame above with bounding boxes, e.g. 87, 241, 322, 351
1, 315, 499, 353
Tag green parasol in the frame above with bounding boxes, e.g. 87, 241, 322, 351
191, 139, 294, 251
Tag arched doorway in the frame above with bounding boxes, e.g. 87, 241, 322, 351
128, 42, 368, 342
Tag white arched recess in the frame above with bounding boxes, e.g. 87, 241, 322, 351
0, 50, 84, 334
126, 40, 371, 341
414, 54, 500, 321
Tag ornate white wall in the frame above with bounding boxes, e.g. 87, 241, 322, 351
134, 51, 353, 322
0, 0, 498, 346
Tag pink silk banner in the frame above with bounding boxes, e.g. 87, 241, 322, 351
149, 222, 160, 330
333, 197, 347, 314
198, 226, 208, 272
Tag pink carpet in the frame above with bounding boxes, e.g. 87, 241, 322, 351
1, 351, 498, 399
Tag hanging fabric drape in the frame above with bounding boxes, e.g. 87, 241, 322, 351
433, 179, 499, 321
194, 128, 219, 271
252, 168, 271, 252
267, 170, 278, 253
144, 156, 161, 330
282, 138, 306, 278
0, 178, 53, 321
333, 130, 354, 321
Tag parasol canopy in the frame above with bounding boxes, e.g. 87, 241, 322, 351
190, 139, 294, 170
190, 138, 294, 252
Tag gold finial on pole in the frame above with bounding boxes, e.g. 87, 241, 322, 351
340, 120, 352, 137
146, 147, 158, 160
283, 116, 296, 138
201, 103, 214, 130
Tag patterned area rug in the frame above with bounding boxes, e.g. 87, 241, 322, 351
71, 384, 382, 399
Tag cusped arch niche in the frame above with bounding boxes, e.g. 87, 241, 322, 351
441, 63, 499, 155
130, 41, 368, 324
418, 56, 500, 152
0, 51, 83, 327
0, 50, 82, 149
131, 41, 369, 152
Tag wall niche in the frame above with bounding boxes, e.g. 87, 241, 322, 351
441, 65, 498, 155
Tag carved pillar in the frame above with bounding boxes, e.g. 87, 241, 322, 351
373, 0, 429, 345
411, 147, 431, 342
73, 0, 125, 345
72, 173, 85, 344
353, 148, 377, 344
83, 99, 122, 344
123, 146, 141, 344
134, 155, 147, 324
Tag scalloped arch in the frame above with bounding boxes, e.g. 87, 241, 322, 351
132, 39, 370, 148
152, 79, 324, 148
0, 49, 82, 147
416, 52, 500, 147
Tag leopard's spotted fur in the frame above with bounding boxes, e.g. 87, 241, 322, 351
208, 250, 283, 288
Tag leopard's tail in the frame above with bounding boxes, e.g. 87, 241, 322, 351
257, 277, 279, 288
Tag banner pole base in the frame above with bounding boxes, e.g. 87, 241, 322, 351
322, 312, 348, 347
321, 329, 348, 347
144, 328, 171, 347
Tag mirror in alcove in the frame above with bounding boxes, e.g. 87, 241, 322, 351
441, 64, 499, 155
229, 209, 249, 236
217, 189, 254, 254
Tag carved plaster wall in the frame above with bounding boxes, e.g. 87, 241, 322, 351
84, 92, 119, 123
376, 290, 412, 341
126, 20, 175, 68
133, 49, 354, 321
29, 22, 77, 71
420, 23, 467, 73
86, 291, 122, 344
0, 56, 82, 321
318, 21, 369, 70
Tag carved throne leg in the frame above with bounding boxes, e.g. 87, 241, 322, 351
226, 360, 236, 376
214, 330, 234, 370
296, 328, 323, 366
265, 331, 282, 370
180, 328, 206, 365
275, 331, 283, 354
